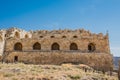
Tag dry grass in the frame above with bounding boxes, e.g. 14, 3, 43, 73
0, 63, 118, 80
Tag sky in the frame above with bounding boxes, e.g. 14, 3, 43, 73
0, 0, 120, 56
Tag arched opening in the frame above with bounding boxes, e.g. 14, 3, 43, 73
14, 56, 18, 62
25, 34, 29, 38
5, 34, 7, 37
88, 43, 96, 52
14, 32, 20, 38
51, 43, 60, 50
73, 35, 78, 38
70, 43, 78, 50
33, 42, 41, 50
40, 36, 43, 38
51, 36, 55, 38
14, 42, 22, 51
62, 36, 66, 38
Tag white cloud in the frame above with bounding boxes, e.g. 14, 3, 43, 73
110, 47, 120, 57
111, 47, 120, 50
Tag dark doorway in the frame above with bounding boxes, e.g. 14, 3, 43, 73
14, 56, 18, 62
88, 43, 96, 52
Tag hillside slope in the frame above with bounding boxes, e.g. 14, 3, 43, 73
0, 63, 118, 80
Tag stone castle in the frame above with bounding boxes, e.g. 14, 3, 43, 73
0, 27, 113, 71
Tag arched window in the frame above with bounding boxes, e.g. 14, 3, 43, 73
33, 42, 41, 50
51, 43, 60, 50
40, 36, 43, 38
62, 36, 66, 38
14, 32, 20, 38
70, 43, 78, 50
14, 42, 22, 51
73, 36, 77, 38
5, 34, 7, 37
25, 34, 29, 38
88, 43, 96, 52
51, 36, 55, 38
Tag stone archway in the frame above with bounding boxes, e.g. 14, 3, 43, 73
70, 43, 78, 50
51, 43, 60, 50
33, 42, 41, 50
25, 34, 29, 38
14, 42, 22, 51
88, 43, 96, 52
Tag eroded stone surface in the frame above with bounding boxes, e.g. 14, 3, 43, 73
0, 27, 113, 71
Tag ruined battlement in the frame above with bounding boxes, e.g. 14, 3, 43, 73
0, 27, 110, 55
32, 29, 108, 39
0, 27, 108, 41
0, 27, 113, 71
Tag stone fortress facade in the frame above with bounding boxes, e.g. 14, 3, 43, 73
0, 27, 113, 71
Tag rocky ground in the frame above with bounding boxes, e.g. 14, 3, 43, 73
0, 63, 118, 80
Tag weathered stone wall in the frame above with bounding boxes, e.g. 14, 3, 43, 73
0, 30, 6, 56
0, 27, 110, 55
0, 27, 32, 55
0, 41, 5, 55
5, 28, 32, 39
0, 27, 113, 71
5, 36, 109, 53
4, 51, 113, 71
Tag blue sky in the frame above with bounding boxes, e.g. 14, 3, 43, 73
0, 0, 120, 56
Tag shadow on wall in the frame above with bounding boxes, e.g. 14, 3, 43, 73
0, 36, 3, 42
14, 32, 20, 38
